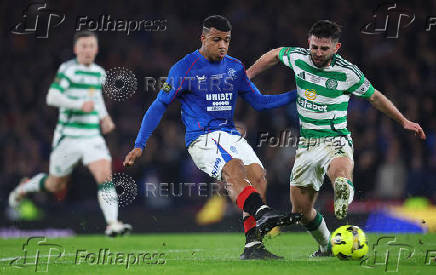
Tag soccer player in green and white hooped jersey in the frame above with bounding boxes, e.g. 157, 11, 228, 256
247, 20, 426, 256
8, 31, 131, 237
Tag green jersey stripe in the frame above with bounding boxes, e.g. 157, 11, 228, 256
300, 128, 350, 138
70, 83, 102, 89
58, 121, 100, 129
56, 72, 73, 84
63, 110, 99, 116
361, 85, 375, 98
296, 77, 343, 98
348, 75, 365, 92
295, 60, 347, 81
50, 82, 64, 91
299, 114, 347, 126
75, 71, 102, 77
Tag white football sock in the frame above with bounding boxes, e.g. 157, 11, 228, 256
305, 212, 331, 252
18, 173, 47, 193
97, 183, 118, 224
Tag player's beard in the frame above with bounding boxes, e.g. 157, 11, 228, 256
311, 53, 334, 68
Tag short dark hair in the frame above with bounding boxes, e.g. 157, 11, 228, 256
203, 15, 232, 32
308, 20, 341, 41
73, 31, 98, 46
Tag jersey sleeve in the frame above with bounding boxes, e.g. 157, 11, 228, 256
157, 62, 190, 105
49, 64, 72, 93
278, 47, 296, 70
346, 68, 375, 99
239, 69, 297, 111
133, 62, 188, 149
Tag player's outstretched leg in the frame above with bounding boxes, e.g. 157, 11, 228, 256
88, 159, 132, 237
328, 157, 354, 220
333, 177, 354, 220
223, 159, 301, 260
9, 173, 67, 209
290, 186, 332, 257
239, 164, 283, 260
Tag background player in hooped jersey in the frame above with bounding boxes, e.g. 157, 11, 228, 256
123, 15, 302, 260
247, 20, 426, 257
8, 31, 132, 237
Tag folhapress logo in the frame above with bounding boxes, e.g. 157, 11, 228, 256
11, 1, 65, 38
9, 236, 65, 272
361, 3, 415, 38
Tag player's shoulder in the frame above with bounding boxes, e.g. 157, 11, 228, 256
90, 63, 106, 75
169, 51, 201, 74
224, 55, 245, 70
333, 54, 364, 79
58, 59, 77, 75
282, 47, 310, 56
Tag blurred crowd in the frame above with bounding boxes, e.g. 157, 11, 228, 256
1, 0, 435, 212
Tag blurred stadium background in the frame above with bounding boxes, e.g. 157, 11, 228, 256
1, 0, 435, 236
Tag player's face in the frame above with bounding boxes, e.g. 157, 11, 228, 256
308, 35, 341, 68
74, 36, 98, 66
201, 28, 231, 62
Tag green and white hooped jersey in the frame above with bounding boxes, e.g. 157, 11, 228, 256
278, 47, 375, 138
49, 59, 107, 140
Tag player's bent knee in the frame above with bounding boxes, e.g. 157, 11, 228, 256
222, 158, 245, 180
45, 175, 68, 192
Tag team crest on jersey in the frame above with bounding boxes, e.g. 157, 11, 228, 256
326, 78, 338, 89
227, 68, 237, 80
305, 89, 317, 101
162, 82, 172, 93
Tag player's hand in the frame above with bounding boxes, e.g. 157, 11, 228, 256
82, 101, 94, 112
123, 148, 143, 167
403, 120, 426, 140
101, 116, 115, 134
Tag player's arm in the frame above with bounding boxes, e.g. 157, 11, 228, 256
239, 72, 297, 111
123, 64, 184, 167
46, 70, 94, 112
95, 72, 115, 134
95, 91, 115, 134
368, 89, 426, 139
246, 47, 283, 79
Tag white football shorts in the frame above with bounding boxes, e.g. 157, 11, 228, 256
49, 135, 111, 176
188, 130, 263, 180
290, 135, 353, 191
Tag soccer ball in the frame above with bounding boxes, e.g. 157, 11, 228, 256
330, 225, 368, 260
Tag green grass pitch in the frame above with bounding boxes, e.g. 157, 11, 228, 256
1, 232, 436, 274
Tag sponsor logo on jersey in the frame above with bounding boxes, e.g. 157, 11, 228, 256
297, 71, 306, 80
305, 89, 317, 100
162, 82, 172, 93
196, 75, 206, 83
230, 146, 237, 153
297, 97, 328, 112
326, 78, 338, 89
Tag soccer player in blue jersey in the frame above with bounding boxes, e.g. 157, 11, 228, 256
124, 15, 301, 259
